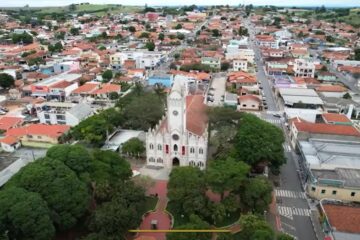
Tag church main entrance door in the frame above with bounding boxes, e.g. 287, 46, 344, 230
172, 157, 180, 167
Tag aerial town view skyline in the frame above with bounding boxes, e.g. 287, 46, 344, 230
0, 2, 359, 240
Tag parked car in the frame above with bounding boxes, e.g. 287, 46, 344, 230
273, 113, 281, 118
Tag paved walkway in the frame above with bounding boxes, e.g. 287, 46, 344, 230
137, 180, 171, 240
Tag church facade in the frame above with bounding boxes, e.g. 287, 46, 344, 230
146, 80, 208, 170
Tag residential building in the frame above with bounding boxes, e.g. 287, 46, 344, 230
201, 57, 221, 69
110, 51, 165, 70
35, 102, 93, 126
238, 95, 261, 111
233, 59, 248, 72
256, 35, 278, 48
294, 59, 315, 78
0, 117, 23, 133
5, 124, 70, 147
146, 79, 208, 170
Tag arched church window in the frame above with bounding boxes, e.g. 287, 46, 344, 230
189, 161, 195, 166
158, 144, 162, 150
173, 144, 178, 152
157, 158, 163, 163
149, 144, 154, 150
190, 147, 195, 154
149, 157, 155, 162
199, 148, 204, 154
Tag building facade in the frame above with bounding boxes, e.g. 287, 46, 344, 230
146, 80, 208, 170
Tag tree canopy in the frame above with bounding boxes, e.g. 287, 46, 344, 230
167, 214, 211, 240
0, 187, 55, 240
6, 158, 90, 230
0, 73, 15, 89
206, 158, 250, 200
234, 113, 285, 173
102, 70, 113, 82
12, 32, 33, 44
121, 137, 145, 156
240, 177, 273, 213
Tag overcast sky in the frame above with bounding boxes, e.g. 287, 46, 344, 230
1, 0, 359, 7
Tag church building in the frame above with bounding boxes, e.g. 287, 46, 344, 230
146, 79, 208, 170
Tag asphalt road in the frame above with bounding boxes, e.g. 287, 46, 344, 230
245, 18, 318, 240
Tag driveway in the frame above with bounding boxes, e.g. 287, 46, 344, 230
208, 74, 226, 106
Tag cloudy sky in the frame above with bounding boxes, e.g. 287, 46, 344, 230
1, 0, 359, 7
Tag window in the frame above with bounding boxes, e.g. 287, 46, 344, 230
199, 148, 203, 154
332, 190, 337, 195
37, 136, 42, 139
158, 144, 162, 151
149, 144, 154, 150
149, 157, 155, 162
157, 158, 163, 163
189, 161, 195, 166
172, 134, 179, 141
311, 187, 316, 192
242, 104, 247, 107
321, 189, 326, 194
56, 114, 65, 120
173, 144, 178, 152
190, 147, 195, 154
44, 114, 50, 119
351, 192, 356, 197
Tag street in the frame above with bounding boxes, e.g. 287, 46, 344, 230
245, 18, 319, 240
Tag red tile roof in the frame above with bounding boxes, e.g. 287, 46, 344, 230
0, 135, 19, 145
0, 117, 23, 131
316, 85, 347, 92
72, 83, 99, 94
322, 113, 351, 123
239, 94, 261, 103
294, 121, 360, 137
6, 124, 70, 139
50, 80, 73, 89
92, 83, 121, 95
323, 204, 360, 234
186, 95, 207, 136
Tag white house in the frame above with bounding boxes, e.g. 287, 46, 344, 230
233, 59, 248, 72
36, 102, 93, 126
146, 79, 208, 170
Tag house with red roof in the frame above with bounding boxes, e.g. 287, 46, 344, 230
71, 82, 121, 99
5, 124, 70, 147
238, 95, 261, 111
290, 117, 360, 148
0, 117, 23, 133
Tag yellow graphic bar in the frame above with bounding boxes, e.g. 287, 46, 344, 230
129, 229, 231, 233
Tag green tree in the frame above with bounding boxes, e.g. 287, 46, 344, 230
101, 31, 107, 39
234, 113, 285, 173
89, 182, 145, 237
7, 158, 90, 230
240, 177, 272, 213
109, 91, 119, 100
354, 48, 360, 61
102, 70, 113, 82
168, 167, 209, 217
0, 73, 14, 88
70, 27, 80, 35
46, 144, 92, 175
206, 158, 249, 200
221, 62, 230, 71
158, 32, 165, 40
167, 214, 211, 240
122, 93, 165, 130
238, 214, 274, 240
128, 26, 136, 33
55, 31, 66, 40
91, 150, 132, 185
139, 32, 150, 38
121, 138, 145, 156
0, 187, 55, 240
11, 32, 33, 44
174, 23, 183, 29
145, 41, 155, 51
177, 33, 185, 40
212, 29, 221, 37
343, 92, 352, 99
